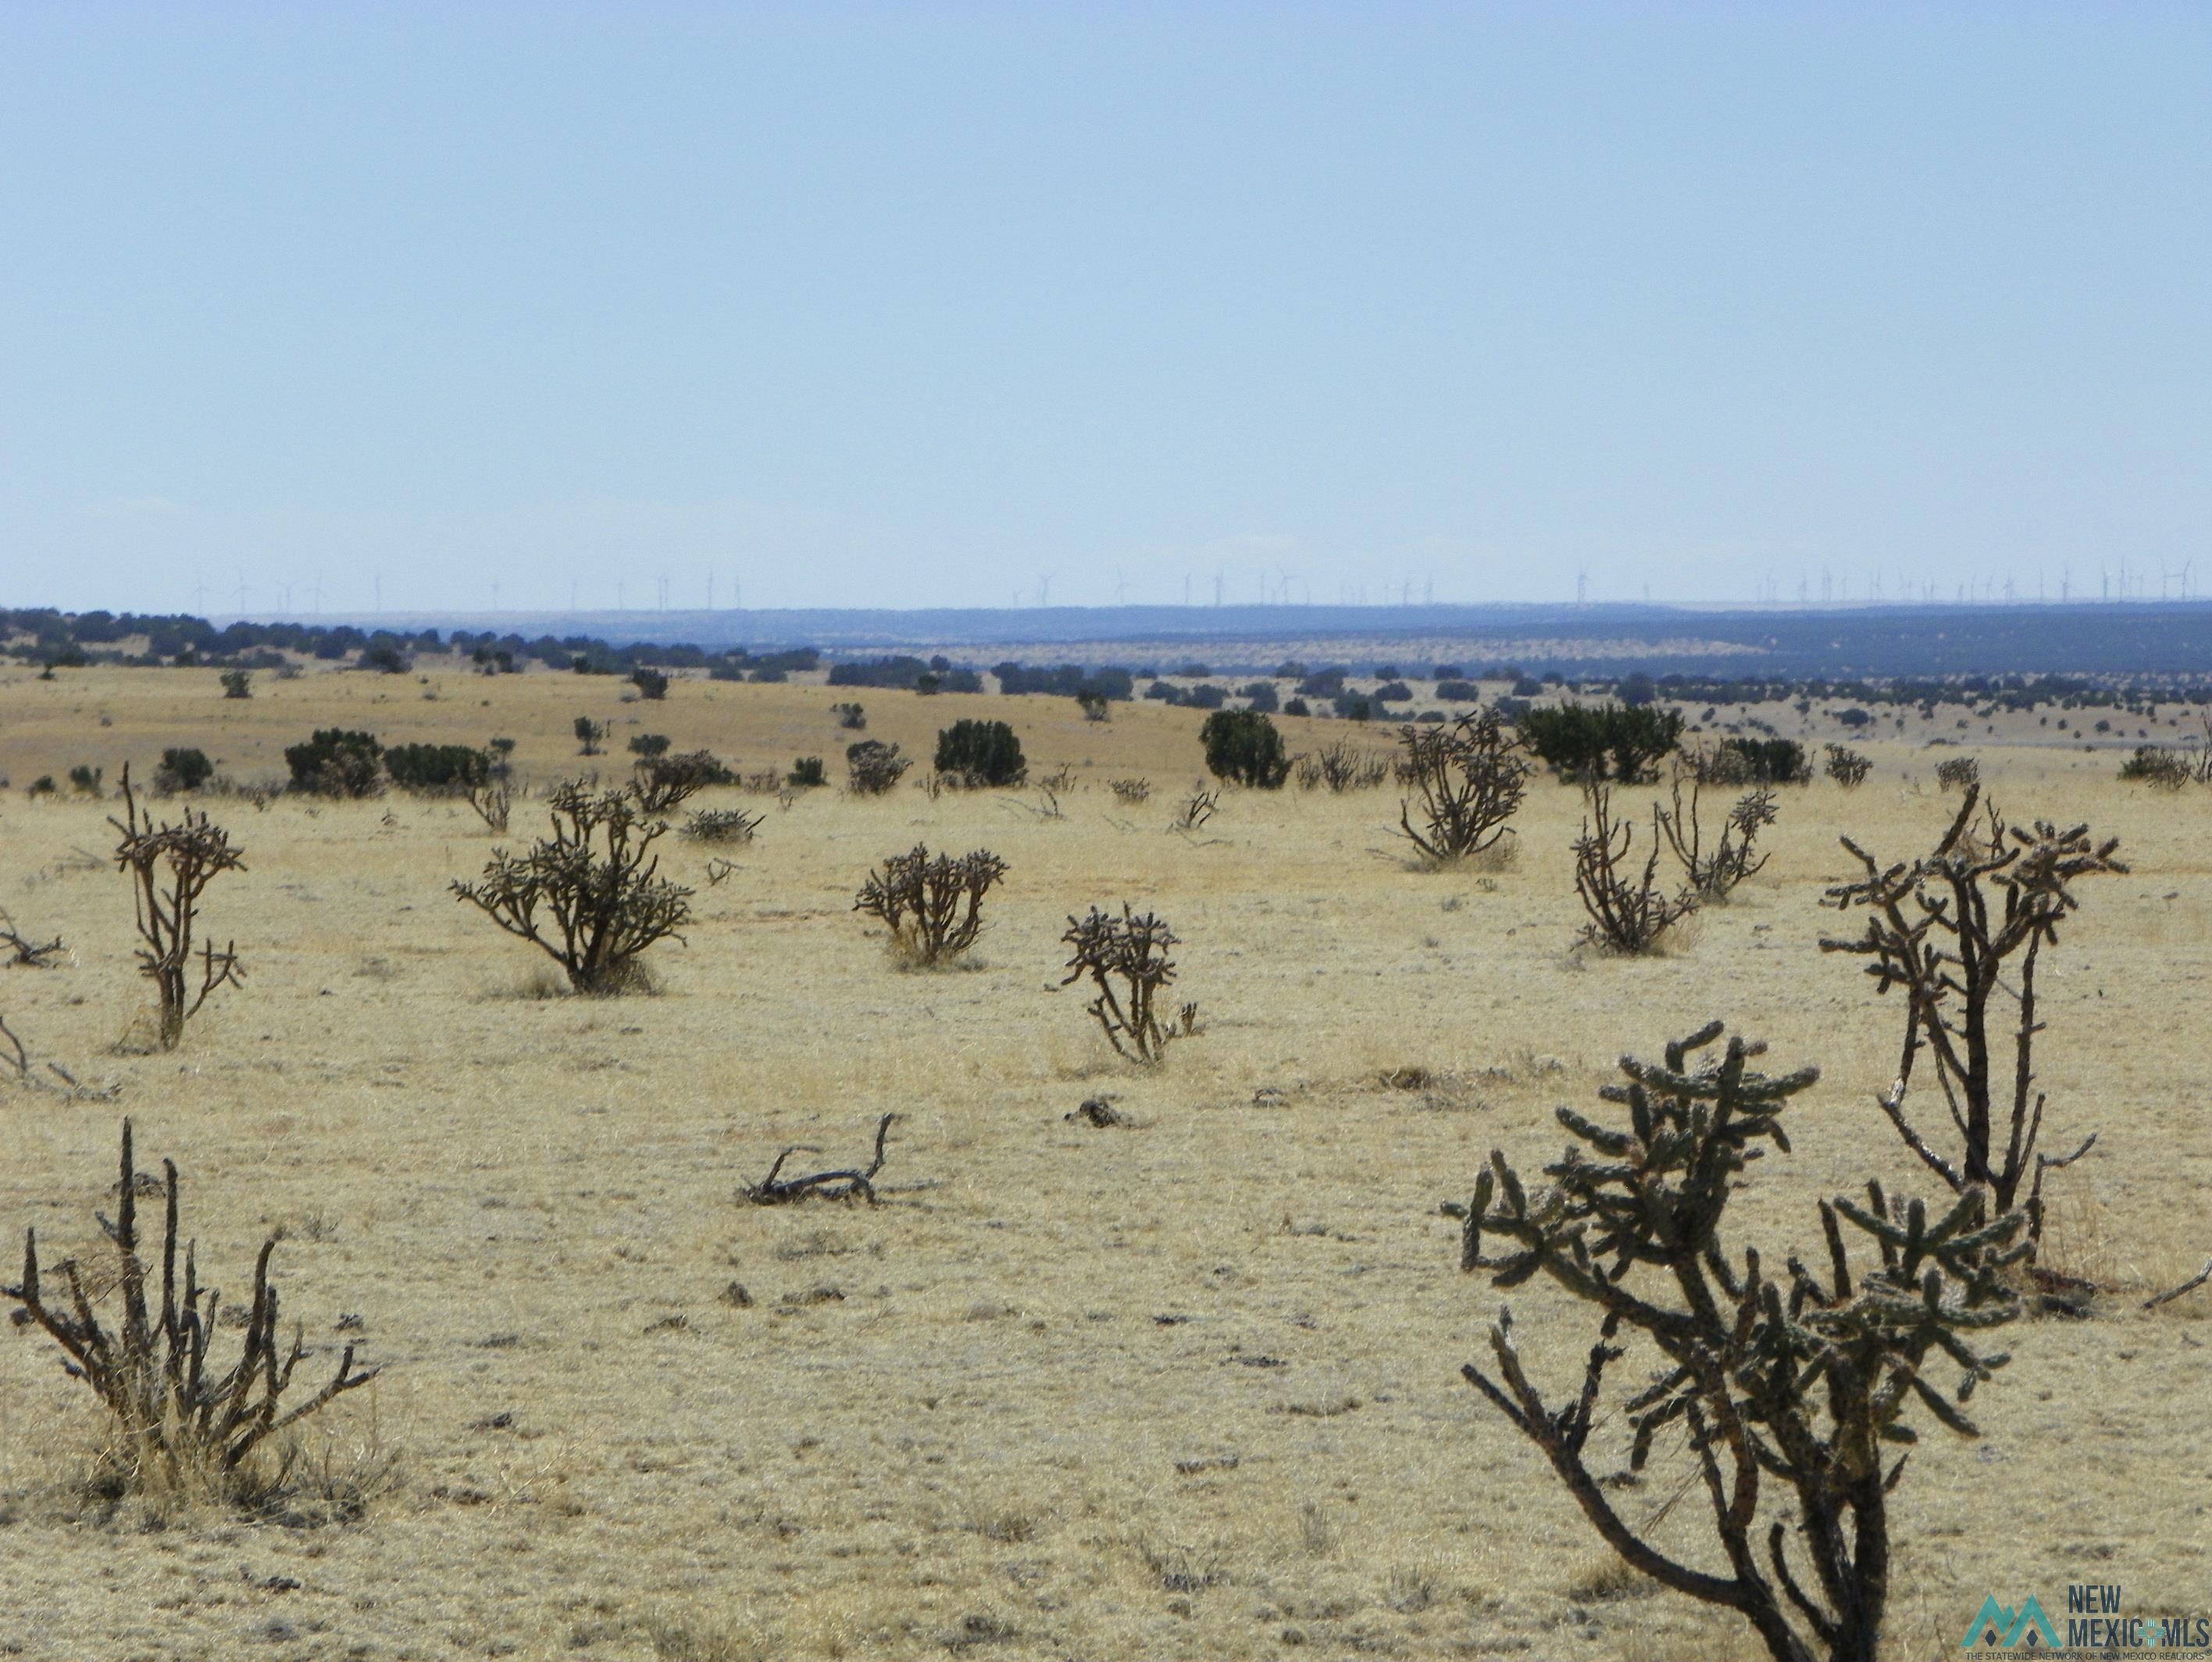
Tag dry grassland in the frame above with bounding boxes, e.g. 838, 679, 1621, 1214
0, 666, 2207, 1662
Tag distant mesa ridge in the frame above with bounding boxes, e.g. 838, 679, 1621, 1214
221, 601, 2212, 679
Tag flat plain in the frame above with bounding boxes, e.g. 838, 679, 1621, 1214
0, 663, 2206, 1662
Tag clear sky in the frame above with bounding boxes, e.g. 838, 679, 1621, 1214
4, 3, 2207, 618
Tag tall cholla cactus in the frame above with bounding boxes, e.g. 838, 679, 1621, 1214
1821, 786, 2124, 1249
1445, 1022, 2026, 1662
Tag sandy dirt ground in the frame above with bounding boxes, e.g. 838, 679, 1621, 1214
0, 663, 2205, 1661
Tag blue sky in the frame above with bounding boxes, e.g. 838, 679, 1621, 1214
4, 4, 2207, 616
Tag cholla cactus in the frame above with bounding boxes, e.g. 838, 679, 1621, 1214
5, 1120, 377, 1498
1656, 780, 1778, 903
1823, 744, 1871, 788
1060, 904, 1189, 1063
1446, 1022, 2025, 1662
1396, 709, 1529, 864
854, 844, 1008, 967
451, 781, 691, 994
110, 765, 246, 1050
1821, 786, 2123, 1244
1572, 781, 1695, 953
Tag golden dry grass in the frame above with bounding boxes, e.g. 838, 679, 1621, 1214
0, 664, 2207, 1661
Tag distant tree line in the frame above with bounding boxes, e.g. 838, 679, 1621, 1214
8, 606, 2212, 712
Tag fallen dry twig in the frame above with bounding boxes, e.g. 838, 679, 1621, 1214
747, 1113, 898, 1204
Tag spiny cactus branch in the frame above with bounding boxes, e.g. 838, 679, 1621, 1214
1446, 1023, 2026, 1662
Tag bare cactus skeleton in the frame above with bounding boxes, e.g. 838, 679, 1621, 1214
4, 1119, 378, 1485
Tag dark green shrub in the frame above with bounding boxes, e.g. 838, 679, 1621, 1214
574, 717, 605, 755
219, 669, 252, 699
634, 750, 735, 812
1282, 697, 1311, 719
385, 743, 491, 794
631, 668, 669, 701
629, 733, 671, 758
1714, 736, 1809, 785
833, 702, 867, 730
360, 644, 409, 674
1200, 709, 1291, 789
1435, 679, 1479, 701
284, 729, 384, 797
935, 720, 1026, 788
1238, 682, 1279, 713
789, 756, 827, 788
155, 747, 214, 795
1373, 681, 1413, 704
1186, 683, 1226, 710
67, 765, 103, 797
1518, 702, 1682, 783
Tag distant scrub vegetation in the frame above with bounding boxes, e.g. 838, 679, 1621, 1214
9, 607, 2212, 733
1518, 702, 1683, 783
